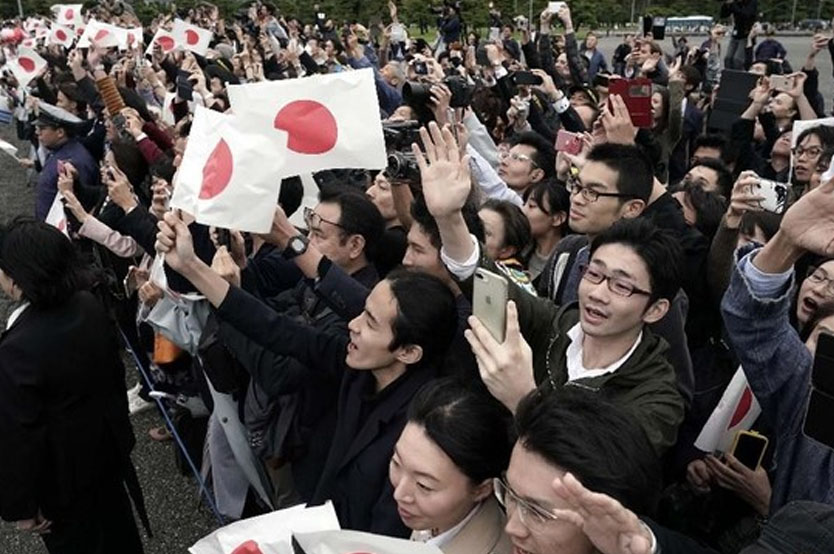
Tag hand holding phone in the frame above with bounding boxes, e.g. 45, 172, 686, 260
555, 129, 583, 155
729, 430, 769, 471
473, 268, 509, 342
755, 179, 788, 214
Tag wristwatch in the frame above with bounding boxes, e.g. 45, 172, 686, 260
283, 234, 309, 260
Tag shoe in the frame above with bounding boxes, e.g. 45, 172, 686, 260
129, 394, 154, 415
149, 426, 173, 442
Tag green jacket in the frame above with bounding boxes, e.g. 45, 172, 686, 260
468, 253, 684, 458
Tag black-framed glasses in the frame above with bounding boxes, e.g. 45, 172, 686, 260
793, 145, 823, 159
806, 266, 834, 297
304, 206, 345, 231
567, 176, 639, 203
493, 476, 560, 532
579, 263, 652, 298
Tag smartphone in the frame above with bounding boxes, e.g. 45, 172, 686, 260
512, 71, 543, 86
729, 430, 769, 470
473, 268, 509, 343
755, 179, 788, 214
651, 16, 666, 41
476, 44, 491, 67
548, 1, 566, 13
769, 74, 794, 91
555, 129, 582, 155
414, 61, 428, 75
176, 69, 194, 101
608, 78, 652, 128
216, 228, 232, 249
592, 73, 610, 88
804, 333, 834, 450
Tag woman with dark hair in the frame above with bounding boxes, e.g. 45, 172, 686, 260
521, 179, 570, 280
390, 378, 512, 553
0, 218, 144, 554
479, 199, 535, 293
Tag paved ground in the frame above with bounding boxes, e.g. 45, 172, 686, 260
0, 126, 216, 554
0, 32, 830, 552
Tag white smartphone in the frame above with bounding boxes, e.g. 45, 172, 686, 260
473, 268, 509, 343
548, 1, 567, 13
769, 74, 794, 92
756, 179, 788, 214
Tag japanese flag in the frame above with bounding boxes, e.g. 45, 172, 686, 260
173, 19, 212, 56
120, 27, 144, 50
145, 28, 179, 56
76, 20, 120, 48
20, 37, 37, 49
227, 68, 386, 177
170, 106, 286, 233
292, 530, 443, 554
8, 47, 46, 89
46, 193, 70, 238
189, 502, 340, 554
54, 4, 83, 28
695, 366, 762, 454
49, 24, 75, 48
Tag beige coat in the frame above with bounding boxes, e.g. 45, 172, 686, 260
411, 497, 512, 554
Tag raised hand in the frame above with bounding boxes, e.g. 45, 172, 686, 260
551, 473, 654, 554
155, 211, 197, 272
602, 95, 636, 145
725, 171, 765, 229
465, 300, 535, 413
211, 246, 241, 287
412, 121, 471, 220
777, 173, 834, 255
705, 454, 771, 516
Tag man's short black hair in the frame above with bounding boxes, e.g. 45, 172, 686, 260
386, 269, 458, 367
589, 218, 683, 305
320, 191, 386, 262
691, 157, 733, 200
410, 195, 484, 250
515, 387, 661, 515
512, 131, 556, 179
585, 143, 654, 203
693, 133, 728, 159
796, 124, 834, 151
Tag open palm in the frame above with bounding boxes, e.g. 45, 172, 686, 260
412, 122, 471, 219
780, 177, 834, 256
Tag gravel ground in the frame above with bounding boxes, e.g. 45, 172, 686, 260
0, 126, 217, 554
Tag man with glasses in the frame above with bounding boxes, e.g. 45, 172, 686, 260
494, 386, 661, 554
415, 123, 685, 456
791, 125, 834, 191
496, 132, 556, 197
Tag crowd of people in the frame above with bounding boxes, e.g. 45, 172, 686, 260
1, 0, 834, 552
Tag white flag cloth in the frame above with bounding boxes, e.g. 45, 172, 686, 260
227, 68, 386, 177
293, 530, 444, 554
695, 366, 762, 454
145, 28, 179, 56
170, 106, 285, 233
0, 137, 19, 159
8, 47, 47, 89
173, 19, 213, 56
54, 4, 83, 27
116, 27, 143, 50
76, 20, 121, 48
45, 193, 70, 237
189, 502, 340, 554
49, 24, 75, 47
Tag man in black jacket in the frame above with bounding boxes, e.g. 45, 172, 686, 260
721, 0, 757, 70
156, 211, 459, 537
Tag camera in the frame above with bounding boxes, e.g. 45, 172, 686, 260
403, 75, 474, 109
382, 121, 421, 182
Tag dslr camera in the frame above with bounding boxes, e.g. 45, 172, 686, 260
382, 121, 422, 182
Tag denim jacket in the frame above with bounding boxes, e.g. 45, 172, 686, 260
721, 245, 834, 512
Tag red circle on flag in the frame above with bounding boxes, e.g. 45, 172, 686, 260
273, 100, 338, 155
157, 35, 175, 51
76, 27, 84, 36
231, 540, 264, 554
56, 29, 67, 41
18, 57, 35, 72
200, 139, 234, 199
94, 29, 109, 41
127, 33, 135, 45
65, 8, 74, 19
728, 387, 753, 429
185, 29, 200, 45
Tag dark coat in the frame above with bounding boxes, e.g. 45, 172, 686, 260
0, 292, 135, 523
216, 284, 427, 537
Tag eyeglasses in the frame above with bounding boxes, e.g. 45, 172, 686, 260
499, 150, 539, 168
567, 176, 639, 203
793, 146, 823, 159
304, 206, 345, 231
806, 267, 834, 297
579, 263, 652, 298
493, 477, 560, 532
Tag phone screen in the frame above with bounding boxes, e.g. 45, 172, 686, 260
731, 433, 767, 470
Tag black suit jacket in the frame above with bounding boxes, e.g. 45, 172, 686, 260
0, 292, 135, 522
216, 285, 426, 537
